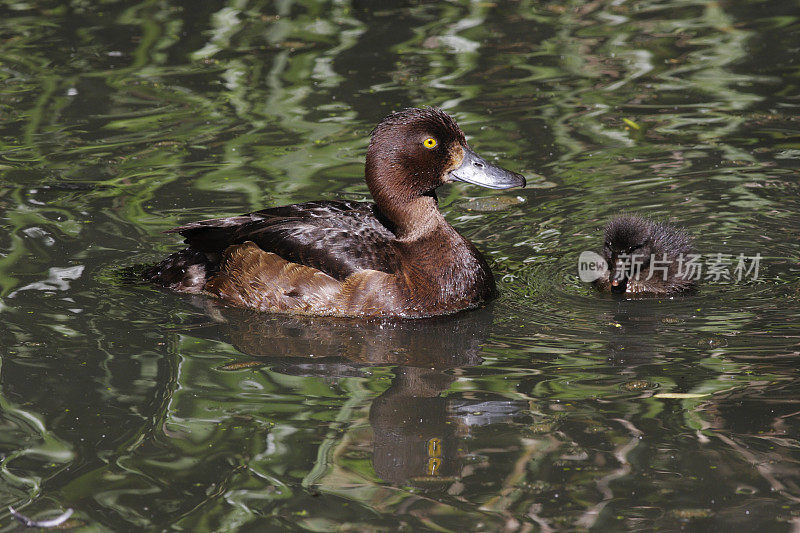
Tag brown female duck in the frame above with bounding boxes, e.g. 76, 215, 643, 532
594, 215, 697, 296
145, 107, 525, 318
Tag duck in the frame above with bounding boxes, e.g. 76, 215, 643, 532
593, 215, 697, 296
144, 107, 526, 318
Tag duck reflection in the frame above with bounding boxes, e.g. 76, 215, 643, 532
192, 302, 517, 485
370, 366, 459, 483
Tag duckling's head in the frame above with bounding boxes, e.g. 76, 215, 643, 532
365, 108, 525, 213
602, 216, 657, 292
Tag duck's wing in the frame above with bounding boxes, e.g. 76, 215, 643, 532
169, 200, 399, 281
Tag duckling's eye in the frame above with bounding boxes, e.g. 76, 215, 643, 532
422, 137, 437, 149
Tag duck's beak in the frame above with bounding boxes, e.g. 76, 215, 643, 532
449, 147, 526, 190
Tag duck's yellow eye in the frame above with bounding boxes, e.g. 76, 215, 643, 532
423, 137, 437, 149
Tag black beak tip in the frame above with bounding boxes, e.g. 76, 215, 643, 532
490, 169, 527, 190
493, 173, 526, 190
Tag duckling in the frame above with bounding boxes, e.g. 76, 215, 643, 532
145, 107, 526, 318
594, 215, 697, 295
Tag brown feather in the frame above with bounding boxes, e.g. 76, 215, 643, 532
206, 242, 408, 317
205, 242, 343, 314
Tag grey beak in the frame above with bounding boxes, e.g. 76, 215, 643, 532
449, 148, 526, 190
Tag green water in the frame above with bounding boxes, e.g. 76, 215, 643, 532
1, 0, 800, 530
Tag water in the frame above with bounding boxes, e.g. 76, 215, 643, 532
1, 0, 799, 530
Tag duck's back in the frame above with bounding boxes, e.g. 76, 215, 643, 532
186, 200, 398, 275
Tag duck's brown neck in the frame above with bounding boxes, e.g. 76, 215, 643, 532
390, 200, 496, 306
376, 195, 446, 241
365, 150, 447, 239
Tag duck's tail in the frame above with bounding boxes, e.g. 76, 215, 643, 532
143, 247, 219, 294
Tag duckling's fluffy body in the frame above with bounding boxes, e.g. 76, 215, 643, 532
594, 215, 697, 296
145, 108, 525, 318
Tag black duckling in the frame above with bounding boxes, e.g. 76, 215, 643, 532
593, 215, 697, 296
145, 107, 526, 318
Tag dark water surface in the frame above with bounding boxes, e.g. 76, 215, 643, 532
1, 0, 800, 530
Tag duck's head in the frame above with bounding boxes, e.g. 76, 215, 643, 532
365, 108, 525, 220
602, 216, 656, 293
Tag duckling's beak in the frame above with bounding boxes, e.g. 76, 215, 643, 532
610, 261, 627, 292
449, 148, 526, 190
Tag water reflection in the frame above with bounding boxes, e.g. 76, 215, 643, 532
199, 304, 494, 486
2, 0, 800, 529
